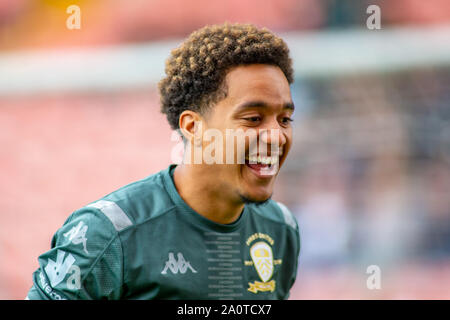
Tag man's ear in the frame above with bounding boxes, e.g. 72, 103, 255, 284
178, 110, 203, 146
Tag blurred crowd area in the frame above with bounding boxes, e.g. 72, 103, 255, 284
1, 0, 450, 50
1, 0, 450, 299
280, 66, 450, 298
283, 66, 450, 267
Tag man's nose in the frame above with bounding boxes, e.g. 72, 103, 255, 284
258, 126, 286, 154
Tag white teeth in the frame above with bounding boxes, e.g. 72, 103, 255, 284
246, 155, 279, 165
248, 156, 258, 163
246, 147, 283, 161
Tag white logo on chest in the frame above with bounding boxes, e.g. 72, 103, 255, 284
250, 241, 274, 283
161, 252, 197, 274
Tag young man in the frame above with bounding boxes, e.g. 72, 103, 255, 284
26, 23, 300, 300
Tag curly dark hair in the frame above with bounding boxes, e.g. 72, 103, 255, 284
158, 23, 294, 130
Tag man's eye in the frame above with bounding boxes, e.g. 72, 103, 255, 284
245, 117, 262, 122
281, 117, 293, 124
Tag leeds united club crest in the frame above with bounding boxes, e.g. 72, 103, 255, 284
245, 233, 282, 293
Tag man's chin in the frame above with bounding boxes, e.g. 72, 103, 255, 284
239, 193, 272, 207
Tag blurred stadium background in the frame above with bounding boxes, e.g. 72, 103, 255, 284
1, 0, 449, 299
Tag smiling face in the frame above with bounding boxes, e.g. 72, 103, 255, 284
199, 64, 294, 204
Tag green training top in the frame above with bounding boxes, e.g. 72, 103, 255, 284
27, 164, 300, 300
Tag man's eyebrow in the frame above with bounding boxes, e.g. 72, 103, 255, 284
284, 102, 295, 111
234, 100, 295, 113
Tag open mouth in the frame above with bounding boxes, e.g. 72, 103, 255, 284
244, 151, 282, 178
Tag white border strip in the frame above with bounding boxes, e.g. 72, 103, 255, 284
1, 25, 449, 95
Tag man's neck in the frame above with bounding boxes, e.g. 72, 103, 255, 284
172, 164, 245, 225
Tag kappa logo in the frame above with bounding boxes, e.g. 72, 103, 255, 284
63, 221, 89, 254
44, 250, 81, 290
161, 252, 197, 275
